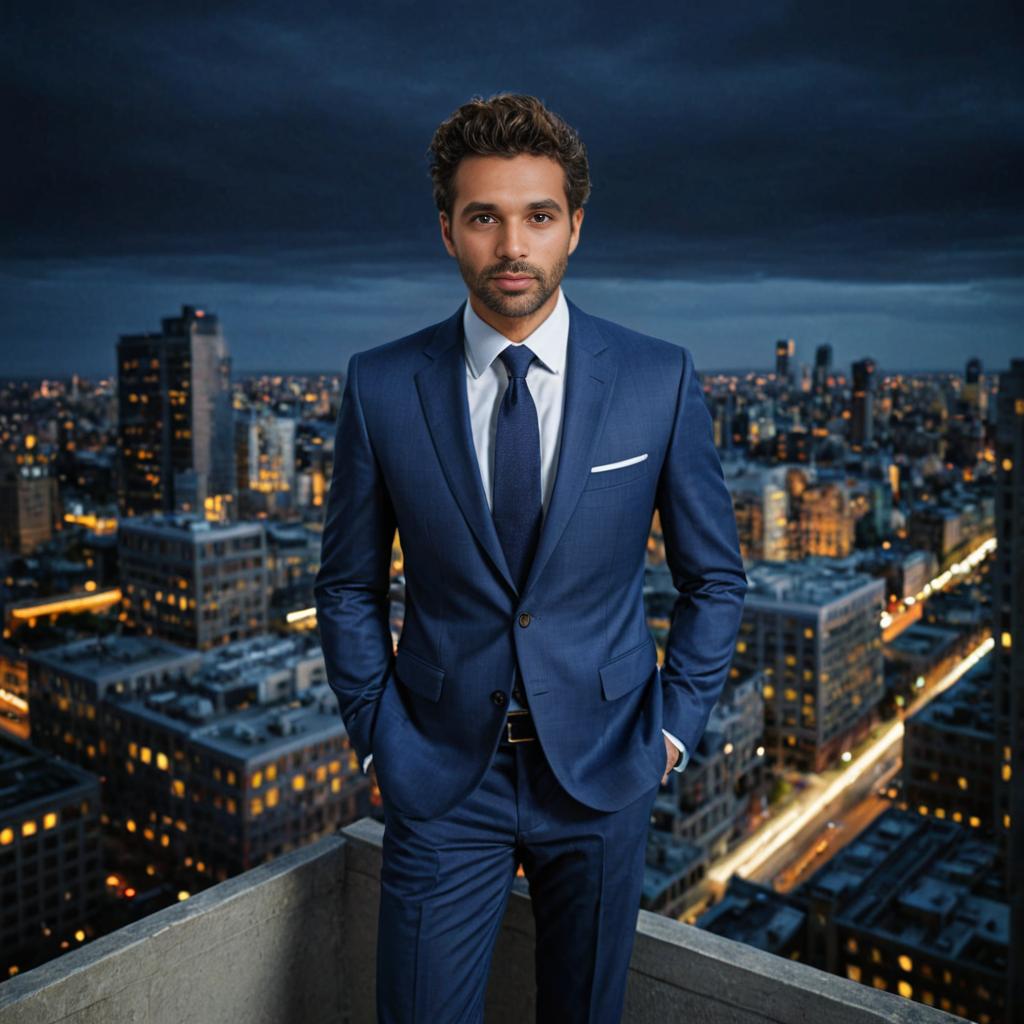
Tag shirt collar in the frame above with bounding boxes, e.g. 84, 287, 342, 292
462, 285, 568, 379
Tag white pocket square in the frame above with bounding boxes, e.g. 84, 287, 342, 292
590, 452, 648, 473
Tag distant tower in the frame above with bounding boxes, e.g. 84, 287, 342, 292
0, 436, 59, 553
235, 409, 297, 516
850, 358, 876, 449
813, 344, 832, 397
993, 359, 1024, 1018
117, 305, 236, 518
964, 357, 984, 417
775, 338, 795, 386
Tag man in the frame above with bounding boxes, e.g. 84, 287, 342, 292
314, 92, 748, 1023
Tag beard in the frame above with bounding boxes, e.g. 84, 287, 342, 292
456, 248, 569, 320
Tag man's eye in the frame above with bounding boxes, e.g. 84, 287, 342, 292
470, 213, 552, 224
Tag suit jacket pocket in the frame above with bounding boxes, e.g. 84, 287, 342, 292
599, 635, 657, 700
395, 646, 446, 703
583, 454, 649, 492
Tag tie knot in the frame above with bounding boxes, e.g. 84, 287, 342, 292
499, 343, 537, 380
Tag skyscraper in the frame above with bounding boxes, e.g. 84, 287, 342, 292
775, 338, 795, 386
850, 357, 876, 450
117, 305, 235, 518
964, 357, 985, 418
235, 408, 297, 516
813, 343, 832, 398
992, 358, 1023, 1017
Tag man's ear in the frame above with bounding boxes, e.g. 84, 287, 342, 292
568, 207, 584, 256
439, 211, 456, 257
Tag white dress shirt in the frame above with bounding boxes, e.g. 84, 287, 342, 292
363, 286, 688, 776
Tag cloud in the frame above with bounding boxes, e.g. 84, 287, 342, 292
1, 1, 1020, 372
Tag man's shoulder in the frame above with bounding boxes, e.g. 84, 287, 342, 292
583, 307, 694, 375
339, 311, 458, 397
351, 318, 446, 369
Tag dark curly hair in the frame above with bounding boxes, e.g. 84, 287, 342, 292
427, 92, 591, 221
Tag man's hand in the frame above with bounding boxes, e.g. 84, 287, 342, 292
661, 734, 682, 785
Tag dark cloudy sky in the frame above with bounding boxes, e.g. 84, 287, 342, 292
3, 1, 1021, 377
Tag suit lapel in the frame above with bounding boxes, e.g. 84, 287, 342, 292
417, 294, 618, 601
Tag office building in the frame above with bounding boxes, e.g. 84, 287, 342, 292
992, 359, 1023, 1016
776, 339, 795, 386
0, 441, 59, 555
26, 635, 201, 770
117, 305, 235, 518
903, 655, 996, 831
118, 513, 268, 650
850, 358, 876, 450
0, 733, 103, 977
735, 559, 885, 772
235, 409, 297, 518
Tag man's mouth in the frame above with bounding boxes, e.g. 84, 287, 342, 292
493, 275, 535, 291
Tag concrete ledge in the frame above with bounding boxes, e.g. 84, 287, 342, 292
0, 838, 349, 1024
1, 817, 965, 1023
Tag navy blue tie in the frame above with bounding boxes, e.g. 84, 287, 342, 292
492, 343, 543, 595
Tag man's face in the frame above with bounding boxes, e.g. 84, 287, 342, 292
440, 153, 584, 321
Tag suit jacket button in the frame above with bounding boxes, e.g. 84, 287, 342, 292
518, 612, 531, 627
491, 690, 507, 706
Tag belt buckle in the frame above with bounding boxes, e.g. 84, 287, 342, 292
506, 708, 533, 743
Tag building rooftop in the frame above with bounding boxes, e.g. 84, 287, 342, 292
909, 657, 994, 738
886, 623, 960, 658
803, 809, 1008, 972
28, 634, 198, 681
118, 512, 263, 540
698, 876, 805, 954
0, 732, 99, 817
743, 557, 883, 609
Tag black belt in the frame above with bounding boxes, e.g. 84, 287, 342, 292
502, 708, 537, 744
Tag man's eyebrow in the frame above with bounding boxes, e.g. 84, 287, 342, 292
460, 198, 564, 216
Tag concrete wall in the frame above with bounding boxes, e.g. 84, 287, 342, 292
1, 816, 964, 1024
0, 838, 350, 1024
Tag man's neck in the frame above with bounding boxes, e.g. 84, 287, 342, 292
468, 288, 560, 344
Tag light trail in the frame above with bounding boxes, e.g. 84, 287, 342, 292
708, 635, 994, 884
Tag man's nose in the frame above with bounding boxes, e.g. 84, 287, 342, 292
495, 225, 528, 262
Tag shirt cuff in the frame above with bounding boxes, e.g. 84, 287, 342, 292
662, 729, 689, 772
363, 752, 373, 774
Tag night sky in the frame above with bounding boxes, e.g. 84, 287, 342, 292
3, 1, 1021, 377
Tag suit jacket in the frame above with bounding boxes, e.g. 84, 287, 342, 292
314, 294, 748, 820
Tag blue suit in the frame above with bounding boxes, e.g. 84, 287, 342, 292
314, 293, 748, 1020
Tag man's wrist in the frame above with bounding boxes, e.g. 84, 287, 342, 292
662, 729, 688, 772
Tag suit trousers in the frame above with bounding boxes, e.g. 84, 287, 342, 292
375, 728, 662, 1023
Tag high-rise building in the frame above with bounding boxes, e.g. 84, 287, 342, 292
851, 358, 877, 450
27, 635, 200, 768
964, 357, 985, 417
117, 305, 235, 519
903, 657, 996, 830
734, 559, 885, 772
0, 439, 59, 554
235, 409, 297, 517
992, 359, 1023, 1016
775, 338, 795, 386
727, 466, 791, 562
790, 474, 856, 559
647, 671, 767, 916
814, 344, 833, 398
118, 513, 268, 650
0, 733, 103, 977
